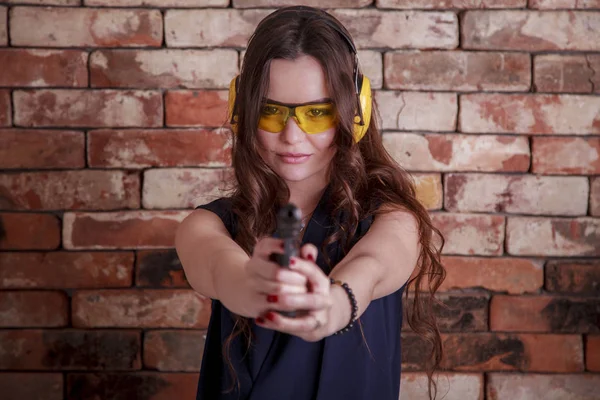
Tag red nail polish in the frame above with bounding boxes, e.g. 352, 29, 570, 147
307, 254, 315, 261
290, 258, 296, 266
256, 317, 265, 324
267, 295, 278, 303
266, 312, 276, 322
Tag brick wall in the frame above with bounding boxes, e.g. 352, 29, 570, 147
0, 1, 599, 399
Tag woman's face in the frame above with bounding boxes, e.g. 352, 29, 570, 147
255, 54, 337, 185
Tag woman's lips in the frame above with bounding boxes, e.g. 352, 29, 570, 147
277, 153, 311, 164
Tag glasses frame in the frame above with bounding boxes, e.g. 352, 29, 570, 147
259, 99, 336, 134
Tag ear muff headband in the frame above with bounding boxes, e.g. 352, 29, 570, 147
228, 7, 372, 143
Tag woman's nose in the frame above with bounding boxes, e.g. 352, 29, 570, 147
280, 117, 305, 144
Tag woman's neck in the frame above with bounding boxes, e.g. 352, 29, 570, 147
286, 180, 329, 220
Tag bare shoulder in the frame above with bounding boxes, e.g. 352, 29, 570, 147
176, 208, 232, 246
175, 208, 245, 299
372, 203, 419, 234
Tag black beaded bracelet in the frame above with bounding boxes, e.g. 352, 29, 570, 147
329, 277, 358, 335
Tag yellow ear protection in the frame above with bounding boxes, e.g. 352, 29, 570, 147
227, 6, 372, 143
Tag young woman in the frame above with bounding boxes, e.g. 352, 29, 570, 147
176, 6, 446, 400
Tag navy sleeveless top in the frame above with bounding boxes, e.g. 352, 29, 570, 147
195, 186, 405, 400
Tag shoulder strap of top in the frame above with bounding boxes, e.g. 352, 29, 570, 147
195, 198, 237, 238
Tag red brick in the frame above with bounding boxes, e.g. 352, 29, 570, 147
0, 291, 68, 327
90, 50, 237, 89
532, 137, 600, 174
143, 168, 232, 209
72, 289, 211, 328
403, 333, 583, 372
400, 373, 483, 400
63, 211, 189, 250
0, 129, 84, 169
587, 335, 600, 371
378, 0, 525, 7
403, 293, 489, 332
0, 213, 60, 250
449, 334, 584, 372
592, 177, 600, 216
530, 0, 600, 8
376, 92, 457, 131
5, 0, 79, 4
422, 294, 489, 332
88, 129, 232, 168
0, 373, 62, 400
445, 173, 588, 215
0, 171, 140, 210
491, 295, 600, 333
496, 334, 583, 373
385, 51, 530, 91
440, 256, 543, 294
0, 49, 88, 87
136, 250, 189, 288
507, 217, 600, 256
0, 90, 10, 127
234, 0, 370, 7
413, 173, 442, 210
546, 260, 600, 295
166, 9, 271, 47
459, 94, 600, 134
487, 373, 600, 400
144, 330, 204, 371
463, 11, 600, 51
534, 54, 600, 93
88, 0, 227, 5
432, 213, 505, 255
385, 134, 530, 172
10, 7, 162, 47
0, 330, 141, 370
66, 372, 199, 400
14, 89, 163, 128
0, 252, 134, 289
332, 10, 458, 49
165, 90, 229, 127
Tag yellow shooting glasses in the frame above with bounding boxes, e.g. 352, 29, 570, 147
258, 100, 336, 135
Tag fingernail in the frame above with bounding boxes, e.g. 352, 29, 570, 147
307, 254, 315, 261
266, 312, 276, 322
267, 295, 278, 303
290, 258, 296, 266
256, 317, 265, 324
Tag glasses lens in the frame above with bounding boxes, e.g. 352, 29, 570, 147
257, 103, 336, 134
258, 104, 288, 133
295, 103, 336, 134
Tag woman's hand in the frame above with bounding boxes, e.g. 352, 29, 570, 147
255, 243, 334, 342
242, 236, 309, 318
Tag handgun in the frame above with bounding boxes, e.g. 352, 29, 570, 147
270, 203, 303, 317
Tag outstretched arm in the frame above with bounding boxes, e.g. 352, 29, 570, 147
326, 206, 420, 332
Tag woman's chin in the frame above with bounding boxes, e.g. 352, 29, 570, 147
274, 167, 313, 182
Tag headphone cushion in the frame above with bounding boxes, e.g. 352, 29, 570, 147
228, 76, 238, 134
353, 75, 372, 143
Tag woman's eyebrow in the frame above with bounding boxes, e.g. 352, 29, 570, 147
264, 97, 332, 106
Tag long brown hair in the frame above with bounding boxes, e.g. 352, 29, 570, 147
223, 7, 446, 399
